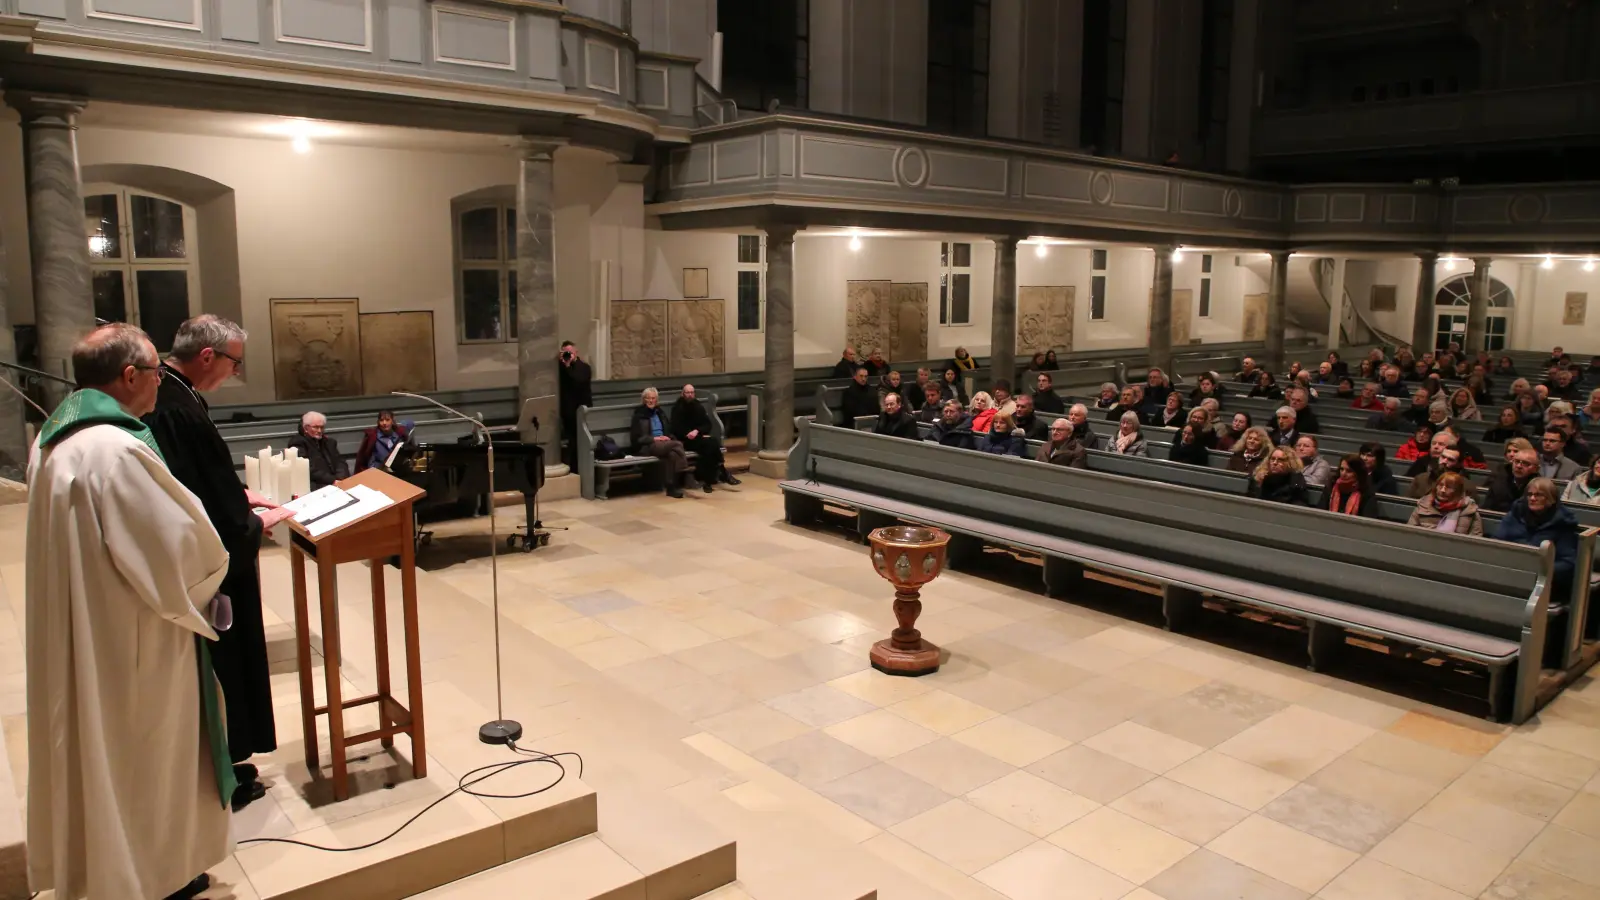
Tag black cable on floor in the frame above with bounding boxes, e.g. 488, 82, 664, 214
236, 741, 582, 853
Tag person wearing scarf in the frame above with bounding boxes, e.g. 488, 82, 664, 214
1407, 471, 1483, 535
1227, 426, 1271, 473
1111, 411, 1148, 456
1248, 447, 1310, 505
948, 346, 978, 372
1216, 412, 1251, 453
1562, 456, 1600, 506
1323, 454, 1376, 517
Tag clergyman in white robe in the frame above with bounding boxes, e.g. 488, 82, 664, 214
27, 415, 233, 899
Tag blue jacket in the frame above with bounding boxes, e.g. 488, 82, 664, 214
926, 416, 976, 450
976, 430, 1026, 457
1493, 500, 1580, 589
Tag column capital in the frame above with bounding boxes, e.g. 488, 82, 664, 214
1416, 250, 1440, 262
611, 162, 651, 184
517, 137, 569, 160
1472, 256, 1494, 268
992, 235, 1024, 250
5, 92, 86, 127
1268, 249, 1291, 262
763, 224, 801, 244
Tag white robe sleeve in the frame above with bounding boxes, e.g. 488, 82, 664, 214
98, 443, 231, 641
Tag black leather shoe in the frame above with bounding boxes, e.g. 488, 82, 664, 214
720, 470, 741, 485
165, 873, 210, 900
233, 763, 258, 783
703, 482, 715, 493
666, 485, 684, 498
231, 779, 267, 812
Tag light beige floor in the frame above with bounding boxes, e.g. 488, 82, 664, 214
8, 477, 1600, 899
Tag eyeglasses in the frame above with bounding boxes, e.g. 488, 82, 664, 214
212, 348, 243, 368
130, 364, 166, 380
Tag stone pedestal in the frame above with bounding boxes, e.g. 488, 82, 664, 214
9, 93, 92, 412
990, 237, 1019, 385
1412, 252, 1438, 353
759, 225, 799, 461
1265, 251, 1289, 371
515, 139, 565, 474
1465, 257, 1492, 353
866, 525, 951, 677
1148, 246, 1175, 375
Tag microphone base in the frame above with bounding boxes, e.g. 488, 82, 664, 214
479, 719, 524, 745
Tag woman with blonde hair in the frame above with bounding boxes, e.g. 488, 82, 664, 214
1227, 426, 1272, 473
1448, 387, 1482, 421
1407, 471, 1483, 535
1248, 446, 1309, 505
968, 391, 997, 433
1580, 387, 1600, 427
1110, 411, 1149, 456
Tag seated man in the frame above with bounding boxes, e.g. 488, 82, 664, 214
670, 384, 739, 492
831, 346, 860, 377
926, 400, 976, 450
288, 411, 350, 489
1065, 403, 1102, 450
1351, 382, 1385, 411
1366, 397, 1406, 431
991, 380, 1013, 407
1539, 427, 1584, 481
1032, 372, 1065, 414
872, 392, 920, 440
1037, 417, 1088, 468
1409, 440, 1468, 500
1287, 387, 1321, 434
1484, 445, 1540, 512
1296, 434, 1333, 487
839, 367, 881, 424
864, 347, 890, 376
1235, 356, 1258, 384
1010, 393, 1047, 440
916, 384, 945, 424
1269, 407, 1299, 447
630, 388, 689, 498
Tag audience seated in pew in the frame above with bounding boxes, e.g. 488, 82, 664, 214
1322, 454, 1377, 517
917, 385, 945, 423
1579, 388, 1600, 426
1327, 351, 1349, 379
840, 367, 881, 423
1188, 374, 1225, 409
1484, 407, 1527, 445
1235, 356, 1259, 383
1405, 388, 1433, 427
976, 413, 1027, 457
1248, 370, 1282, 399
927, 400, 976, 449
878, 371, 916, 411
671, 384, 739, 491
969, 392, 998, 433
1217, 412, 1250, 452
1562, 456, 1600, 506
1515, 392, 1545, 431
991, 380, 1014, 407
1408, 437, 1469, 500
1043, 349, 1060, 370
1352, 382, 1385, 411
1094, 382, 1119, 409
1484, 442, 1540, 512
1032, 373, 1066, 414
1147, 392, 1186, 429
831, 346, 860, 377
1249, 446, 1310, 505
1109, 412, 1149, 457
1497, 356, 1519, 378
1269, 406, 1300, 447
1296, 434, 1334, 487
1450, 387, 1483, 421
1010, 394, 1047, 440
1367, 397, 1407, 431
1105, 386, 1141, 422
631, 387, 691, 498
940, 367, 969, 404
288, 411, 350, 489
1037, 417, 1088, 468
948, 346, 978, 373
871, 391, 920, 441
1549, 414, 1595, 466
1334, 377, 1356, 400
910, 368, 934, 408
355, 410, 414, 472
1287, 387, 1321, 434
1358, 442, 1401, 495
1064, 404, 1102, 450
1199, 398, 1223, 431
1407, 471, 1484, 535
1170, 420, 1214, 467
1495, 478, 1581, 616
864, 348, 890, 377
1141, 368, 1173, 414
1541, 427, 1585, 481
1396, 423, 1434, 464
1228, 426, 1272, 473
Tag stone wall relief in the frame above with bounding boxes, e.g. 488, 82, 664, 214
1565, 292, 1588, 326
1171, 288, 1195, 346
270, 299, 364, 400
888, 283, 930, 362
1242, 293, 1268, 342
669, 299, 726, 376
1017, 286, 1075, 355
609, 299, 670, 379
846, 280, 893, 360
360, 311, 437, 396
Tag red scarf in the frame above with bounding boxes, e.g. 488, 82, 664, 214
1328, 483, 1363, 515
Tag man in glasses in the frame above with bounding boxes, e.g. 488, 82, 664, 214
144, 314, 293, 814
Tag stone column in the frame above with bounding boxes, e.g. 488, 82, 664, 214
1412, 251, 1438, 354
1148, 245, 1174, 375
515, 139, 566, 475
754, 225, 798, 474
990, 237, 1020, 387
1265, 250, 1289, 372
1325, 257, 1346, 350
0, 231, 26, 481
1465, 256, 1493, 353
9, 94, 92, 410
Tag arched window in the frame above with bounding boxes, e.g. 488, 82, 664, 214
1433, 274, 1513, 351
84, 186, 200, 353
453, 197, 517, 343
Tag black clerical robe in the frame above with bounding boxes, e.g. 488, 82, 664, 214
144, 365, 276, 763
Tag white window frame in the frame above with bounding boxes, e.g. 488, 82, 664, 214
453, 201, 518, 344
735, 234, 765, 333
85, 184, 202, 344
939, 241, 973, 327
1088, 247, 1108, 321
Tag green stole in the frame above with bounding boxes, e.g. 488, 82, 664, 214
40, 389, 238, 809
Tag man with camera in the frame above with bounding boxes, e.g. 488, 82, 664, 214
558, 341, 593, 469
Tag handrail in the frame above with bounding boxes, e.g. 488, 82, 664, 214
1313, 258, 1404, 350
0, 360, 74, 387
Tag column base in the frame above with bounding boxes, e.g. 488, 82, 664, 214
543, 462, 571, 478
870, 638, 941, 677
748, 454, 789, 480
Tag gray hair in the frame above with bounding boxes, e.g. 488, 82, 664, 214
1276, 406, 1295, 419
1070, 403, 1088, 417
1201, 398, 1220, 411
72, 322, 153, 387
170, 314, 247, 362
1384, 397, 1401, 410
301, 411, 327, 428
1120, 411, 1141, 428
1100, 382, 1117, 393
641, 387, 659, 402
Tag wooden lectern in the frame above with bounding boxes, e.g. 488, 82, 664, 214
286, 468, 427, 801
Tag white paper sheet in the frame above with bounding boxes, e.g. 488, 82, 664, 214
282, 484, 353, 522
302, 484, 394, 538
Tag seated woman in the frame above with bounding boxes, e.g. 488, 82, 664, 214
1358, 442, 1400, 495
1027, 351, 1048, 372
1247, 370, 1282, 399
1296, 435, 1334, 488
355, 410, 415, 472
1407, 471, 1484, 535
670, 384, 738, 491
1396, 423, 1435, 464
1227, 425, 1272, 473
1188, 374, 1225, 408
1448, 387, 1482, 421
948, 346, 978, 372
969, 392, 998, 433
1466, 373, 1493, 406
1217, 412, 1251, 452
1042, 349, 1060, 370
1169, 420, 1214, 467
878, 370, 916, 411
940, 366, 969, 404
1515, 391, 1545, 431
288, 411, 350, 489
976, 412, 1027, 457
871, 391, 921, 440
1323, 454, 1376, 517
1483, 406, 1525, 445
1326, 351, 1349, 379
1562, 455, 1600, 506
1147, 391, 1186, 429
1110, 412, 1149, 456
1104, 386, 1141, 422
1496, 356, 1518, 378
1333, 377, 1355, 400
1580, 387, 1600, 427
1095, 382, 1120, 409
1494, 478, 1580, 626
1248, 446, 1310, 505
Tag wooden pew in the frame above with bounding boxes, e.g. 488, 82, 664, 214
575, 395, 724, 499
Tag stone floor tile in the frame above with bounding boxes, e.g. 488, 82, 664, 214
750, 729, 878, 788
694, 703, 813, 753
671, 640, 768, 676
814, 762, 952, 829
891, 799, 1037, 875
887, 738, 1016, 796
974, 842, 1133, 900
1452, 762, 1577, 822
687, 609, 772, 641
1484, 736, 1600, 792
950, 716, 1071, 768
1026, 745, 1156, 804
1552, 791, 1600, 841
966, 770, 1100, 837
1410, 784, 1546, 857
1483, 859, 1600, 900
1047, 806, 1197, 884
825, 709, 942, 759
733, 626, 815, 660
1348, 730, 1478, 787
1132, 694, 1259, 748
1368, 822, 1515, 896
1163, 750, 1297, 811
1388, 710, 1508, 757
889, 690, 1000, 736
1521, 715, 1600, 764
1215, 705, 1375, 780
936, 670, 1053, 714
1140, 848, 1308, 900
1205, 814, 1359, 894
722, 659, 820, 702
828, 669, 939, 707
652, 677, 751, 721
567, 634, 660, 670
764, 684, 879, 728
603, 655, 704, 692
1010, 693, 1137, 744
1082, 721, 1205, 774
786, 611, 876, 644
558, 588, 639, 617
1258, 782, 1400, 853
1519, 825, 1600, 888
1316, 857, 1470, 900
1110, 777, 1250, 845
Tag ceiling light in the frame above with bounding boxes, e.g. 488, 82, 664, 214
1586, 258, 1596, 273
291, 135, 312, 154
1035, 242, 1049, 258
1543, 255, 1555, 269
1442, 257, 1457, 271
848, 234, 862, 252
1171, 247, 1184, 262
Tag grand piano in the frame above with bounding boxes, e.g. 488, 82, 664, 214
389, 435, 547, 551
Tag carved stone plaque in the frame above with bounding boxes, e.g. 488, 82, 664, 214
1242, 293, 1268, 342
270, 299, 363, 400
669, 299, 726, 376
1565, 291, 1588, 326
1017, 285, 1075, 355
846, 280, 893, 360
360, 311, 436, 396
1370, 284, 1398, 312
610, 299, 669, 379
888, 283, 929, 362
1171, 288, 1194, 346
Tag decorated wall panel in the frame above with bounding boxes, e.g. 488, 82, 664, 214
359, 311, 436, 396
609, 299, 669, 378
1171, 288, 1194, 347
1242, 293, 1268, 342
668, 299, 726, 376
888, 283, 929, 363
1017, 286, 1074, 355
270, 298, 363, 400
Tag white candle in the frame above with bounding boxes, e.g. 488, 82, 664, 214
244, 455, 260, 493
293, 457, 311, 498
285, 446, 298, 461
276, 458, 292, 504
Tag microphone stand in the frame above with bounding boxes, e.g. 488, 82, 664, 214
391, 392, 522, 746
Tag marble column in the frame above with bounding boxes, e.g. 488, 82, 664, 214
1265, 250, 1289, 372
1148, 245, 1175, 375
1465, 256, 1493, 354
1412, 251, 1438, 353
757, 225, 798, 465
0, 231, 26, 481
990, 237, 1020, 386
9, 94, 92, 410
515, 139, 566, 475
1325, 257, 1346, 350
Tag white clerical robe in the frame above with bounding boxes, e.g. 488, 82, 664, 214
26, 423, 232, 900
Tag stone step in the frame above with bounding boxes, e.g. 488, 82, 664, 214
411, 834, 645, 900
